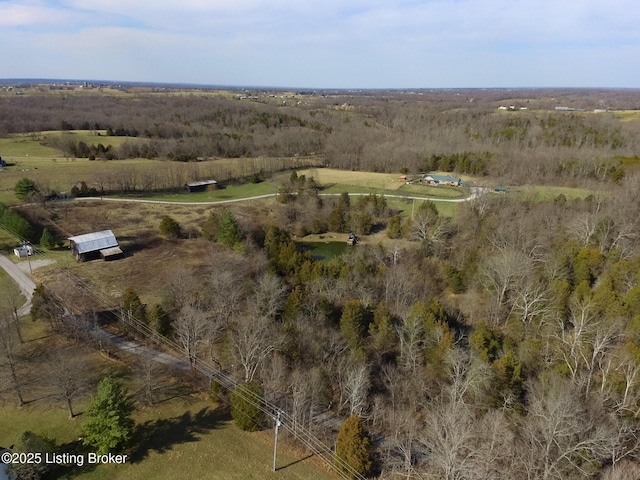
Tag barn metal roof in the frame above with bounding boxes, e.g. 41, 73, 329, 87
187, 180, 217, 187
68, 230, 118, 254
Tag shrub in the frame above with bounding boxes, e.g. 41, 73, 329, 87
159, 215, 182, 238
14, 177, 39, 200
335, 415, 372, 479
230, 382, 264, 431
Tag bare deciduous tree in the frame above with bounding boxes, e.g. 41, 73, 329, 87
45, 347, 89, 418
230, 314, 280, 382
338, 357, 370, 416
518, 377, 616, 480
172, 304, 208, 366
479, 249, 532, 324
0, 315, 25, 406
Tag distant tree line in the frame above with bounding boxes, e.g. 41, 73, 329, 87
1, 90, 639, 187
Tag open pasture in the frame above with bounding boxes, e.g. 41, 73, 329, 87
508, 184, 596, 202
613, 110, 640, 121
297, 168, 409, 191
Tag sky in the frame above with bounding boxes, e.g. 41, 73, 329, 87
1, 0, 639, 89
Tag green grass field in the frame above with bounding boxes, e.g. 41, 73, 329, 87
130, 182, 278, 203
507, 185, 595, 202
397, 183, 467, 198
0, 399, 336, 480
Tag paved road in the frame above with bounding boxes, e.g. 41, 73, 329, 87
88, 323, 191, 371
74, 187, 485, 206
0, 253, 36, 316
0, 251, 190, 370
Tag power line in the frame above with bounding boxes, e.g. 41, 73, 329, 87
0, 224, 368, 480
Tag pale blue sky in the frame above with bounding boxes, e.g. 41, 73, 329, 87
1, 0, 639, 88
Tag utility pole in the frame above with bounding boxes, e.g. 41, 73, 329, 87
273, 410, 281, 472
22, 240, 32, 274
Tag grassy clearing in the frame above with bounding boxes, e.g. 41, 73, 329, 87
132, 182, 277, 203
397, 183, 466, 198
0, 131, 141, 160
0, 267, 25, 310
29, 199, 280, 306
385, 197, 457, 217
296, 168, 469, 200
613, 110, 640, 121
0, 397, 337, 480
0, 227, 20, 253
298, 168, 408, 191
0, 132, 320, 204
320, 182, 467, 201
508, 185, 594, 202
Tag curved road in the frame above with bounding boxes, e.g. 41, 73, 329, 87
73, 187, 485, 206
0, 251, 190, 370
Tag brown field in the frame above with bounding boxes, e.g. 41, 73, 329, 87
29, 198, 280, 307
295, 168, 409, 190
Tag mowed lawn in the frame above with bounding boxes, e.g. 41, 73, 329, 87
130, 182, 277, 203
0, 399, 337, 480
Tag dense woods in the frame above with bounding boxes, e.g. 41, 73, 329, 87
4, 85, 640, 479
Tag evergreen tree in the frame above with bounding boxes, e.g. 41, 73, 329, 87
217, 209, 243, 248
369, 301, 396, 352
329, 204, 348, 233
7, 431, 56, 480
122, 287, 147, 323
159, 215, 182, 239
201, 210, 220, 241
386, 215, 403, 239
0, 202, 36, 240
39, 227, 55, 249
82, 377, 134, 455
148, 303, 171, 336
335, 415, 372, 479
230, 382, 264, 431
14, 177, 39, 200
340, 300, 369, 358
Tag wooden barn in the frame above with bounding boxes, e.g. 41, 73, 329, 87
68, 230, 123, 262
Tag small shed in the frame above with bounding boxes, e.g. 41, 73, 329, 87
13, 245, 34, 258
68, 230, 122, 262
186, 180, 217, 193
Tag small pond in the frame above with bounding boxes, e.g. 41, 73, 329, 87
296, 241, 353, 262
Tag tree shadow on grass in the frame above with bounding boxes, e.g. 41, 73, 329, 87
49, 439, 100, 479
130, 406, 228, 464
